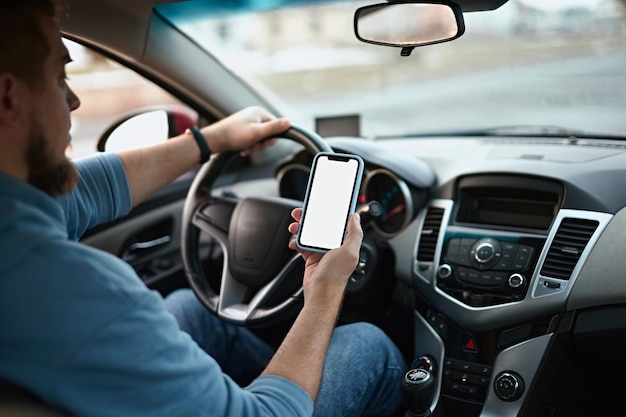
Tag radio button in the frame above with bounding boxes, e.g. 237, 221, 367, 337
512, 245, 534, 271
458, 238, 477, 266
508, 273, 525, 289
467, 270, 482, 285
445, 238, 461, 263
493, 272, 507, 285
480, 272, 507, 286
457, 267, 482, 285
479, 272, 497, 286
494, 258, 512, 270
502, 242, 517, 253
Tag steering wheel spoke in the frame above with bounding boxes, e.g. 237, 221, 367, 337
218, 254, 303, 324
191, 196, 238, 244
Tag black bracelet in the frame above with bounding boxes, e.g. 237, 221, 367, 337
187, 126, 211, 164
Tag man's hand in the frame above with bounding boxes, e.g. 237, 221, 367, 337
202, 106, 290, 156
288, 207, 363, 299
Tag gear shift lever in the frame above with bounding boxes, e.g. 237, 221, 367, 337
401, 357, 436, 417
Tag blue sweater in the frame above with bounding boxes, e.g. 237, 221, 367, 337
0, 153, 312, 417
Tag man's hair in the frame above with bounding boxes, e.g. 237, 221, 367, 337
0, 0, 57, 90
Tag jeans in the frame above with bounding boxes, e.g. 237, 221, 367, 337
165, 288, 406, 417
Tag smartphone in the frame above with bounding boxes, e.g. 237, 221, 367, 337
296, 152, 364, 253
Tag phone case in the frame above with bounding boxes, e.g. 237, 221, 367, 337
295, 152, 364, 253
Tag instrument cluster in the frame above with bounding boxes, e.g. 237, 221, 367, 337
276, 160, 414, 239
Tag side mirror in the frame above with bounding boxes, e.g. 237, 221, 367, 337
354, 0, 465, 56
97, 106, 198, 152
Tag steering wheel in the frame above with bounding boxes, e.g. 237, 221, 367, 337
181, 126, 332, 326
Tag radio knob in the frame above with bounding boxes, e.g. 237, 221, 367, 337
474, 241, 496, 263
470, 238, 503, 270
508, 273, 525, 289
438, 264, 452, 279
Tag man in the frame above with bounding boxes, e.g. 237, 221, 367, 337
0, 1, 406, 417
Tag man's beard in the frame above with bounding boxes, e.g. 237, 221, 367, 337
26, 123, 78, 197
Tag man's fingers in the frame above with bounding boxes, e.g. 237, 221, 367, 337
288, 221, 299, 235
257, 117, 290, 140
342, 213, 363, 254
291, 207, 303, 222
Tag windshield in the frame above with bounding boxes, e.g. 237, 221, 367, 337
158, 0, 626, 138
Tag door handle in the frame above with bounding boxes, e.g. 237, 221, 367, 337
122, 235, 171, 262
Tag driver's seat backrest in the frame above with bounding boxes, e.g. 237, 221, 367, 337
0, 378, 73, 417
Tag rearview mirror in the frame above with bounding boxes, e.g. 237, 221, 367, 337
354, 0, 465, 56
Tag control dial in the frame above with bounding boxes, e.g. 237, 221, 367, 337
438, 264, 452, 280
494, 371, 525, 401
508, 273, 525, 289
470, 238, 502, 270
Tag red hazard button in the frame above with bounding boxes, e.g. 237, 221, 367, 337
463, 338, 477, 352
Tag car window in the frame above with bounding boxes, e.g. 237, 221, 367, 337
159, 0, 626, 139
64, 38, 196, 159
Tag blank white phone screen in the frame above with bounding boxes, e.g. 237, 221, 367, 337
299, 155, 360, 250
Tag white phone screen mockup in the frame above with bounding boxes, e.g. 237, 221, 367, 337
296, 152, 364, 252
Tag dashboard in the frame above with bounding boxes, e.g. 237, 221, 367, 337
273, 135, 626, 417
276, 137, 435, 239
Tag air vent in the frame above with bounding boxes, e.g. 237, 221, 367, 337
540, 218, 599, 280
417, 207, 445, 262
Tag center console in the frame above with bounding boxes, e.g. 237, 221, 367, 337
395, 174, 613, 417
437, 234, 544, 308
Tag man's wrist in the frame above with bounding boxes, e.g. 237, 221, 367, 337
186, 126, 211, 164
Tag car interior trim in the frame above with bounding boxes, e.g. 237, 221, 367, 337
408, 201, 613, 332
480, 333, 554, 417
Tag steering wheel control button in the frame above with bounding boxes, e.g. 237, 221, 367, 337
494, 371, 525, 402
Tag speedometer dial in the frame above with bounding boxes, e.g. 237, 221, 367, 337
276, 163, 310, 201
363, 169, 413, 236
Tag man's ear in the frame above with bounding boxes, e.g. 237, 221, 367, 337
0, 73, 21, 126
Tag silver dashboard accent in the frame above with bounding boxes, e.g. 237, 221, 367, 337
398, 200, 613, 332
480, 334, 554, 417
531, 209, 613, 300
413, 311, 446, 415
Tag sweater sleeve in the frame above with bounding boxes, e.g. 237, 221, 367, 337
57, 153, 132, 240
56, 280, 313, 417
